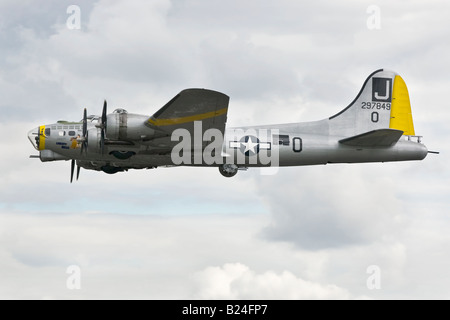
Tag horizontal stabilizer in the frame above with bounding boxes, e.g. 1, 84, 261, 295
339, 129, 404, 147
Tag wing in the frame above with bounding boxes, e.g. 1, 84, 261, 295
146, 88, 230, 150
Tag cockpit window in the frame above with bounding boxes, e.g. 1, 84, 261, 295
113, 108, 128, 114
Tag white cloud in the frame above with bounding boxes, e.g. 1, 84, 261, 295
192, 262, 353, 299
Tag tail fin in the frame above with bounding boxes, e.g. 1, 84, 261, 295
329, 69, 415, 137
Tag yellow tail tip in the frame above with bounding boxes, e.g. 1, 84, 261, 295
389, 75, 415, 136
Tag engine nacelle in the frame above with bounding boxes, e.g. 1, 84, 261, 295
87, 127, 101, 153
105, 109, 154, 141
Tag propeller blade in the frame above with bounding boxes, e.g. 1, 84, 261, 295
83, 108, 87, 136
100, 129, 105, 154
76, 164, 81, 181
81, 108, 88, 155
83, 130, 89, 154
100, 100, 107, 154
102, 100, 107, 130
70, 159, 75, 183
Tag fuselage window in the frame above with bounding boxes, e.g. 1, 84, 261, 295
274, 134, 290, 146
68, 131, 76, 136
45, 128, 51, 136
58, 131, 65, 137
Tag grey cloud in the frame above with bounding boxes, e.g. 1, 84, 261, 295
257, 165, 406, 250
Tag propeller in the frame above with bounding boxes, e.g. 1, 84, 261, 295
80, 108, 88, 154
99, 100, 107, 154
77, 164, 81, 181
94, 100, 108, 154
71, 159, 75, 183
70, 159, 82, 183
71, 101, 107, 182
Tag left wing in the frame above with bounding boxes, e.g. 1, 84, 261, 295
146, 88, 229, 150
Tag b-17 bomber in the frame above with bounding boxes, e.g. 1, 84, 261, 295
28, 69, 435, 182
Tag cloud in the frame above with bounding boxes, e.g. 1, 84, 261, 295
192, 262, 353, 299
0, 211, 280, 299
0, 210, 362, 299
257, 164, 408, 250
2, 195, 450, 299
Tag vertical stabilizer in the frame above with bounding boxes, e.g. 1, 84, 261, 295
329, 69, 416, 138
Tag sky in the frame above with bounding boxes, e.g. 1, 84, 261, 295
1, 0, 449, 300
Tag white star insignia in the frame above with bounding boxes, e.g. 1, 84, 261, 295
243, 137, 259, 154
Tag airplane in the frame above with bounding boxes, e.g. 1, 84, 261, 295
28, 69, 436, 182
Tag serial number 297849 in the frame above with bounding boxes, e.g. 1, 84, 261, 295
361, 102, 391, 110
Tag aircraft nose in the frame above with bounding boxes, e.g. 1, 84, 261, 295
28, 126, 45, 150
